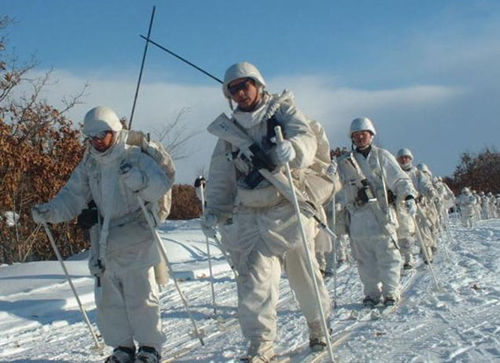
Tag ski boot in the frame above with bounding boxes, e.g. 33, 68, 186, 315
134, 346, 160, 363
105, 346, 135, 363
383, 296, 397, 307
241, 341, 275, 363
362, 296, 379, 308
309, 336, 327, 352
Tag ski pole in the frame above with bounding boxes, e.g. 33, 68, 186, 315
331, 194, 338, 307
275, 126, 336, 363
129, 6, 156, 130
136, 196, 205, 346
198, 183, 218, 317
42, 223, 102, 351
412, 217, 440, 291
211, 234, 238, 279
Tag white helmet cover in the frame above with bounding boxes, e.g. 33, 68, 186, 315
349, 117, 376, 137
83, 106, 122, 136
222, 61, 266, 99
417, 163, 432, 176
397, 148, 414, 160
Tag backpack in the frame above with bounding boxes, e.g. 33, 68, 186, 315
303, 120, 340, 206
267, 116, 339, 206
126, 130, 176, 223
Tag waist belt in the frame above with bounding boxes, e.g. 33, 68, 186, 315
108, 208, 144, 229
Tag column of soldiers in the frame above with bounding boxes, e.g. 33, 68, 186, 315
456, 188, 499, 227
30, 60, 498, 363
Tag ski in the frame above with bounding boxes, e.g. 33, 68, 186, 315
278, 329, 353, 362
162, 317, 240, 362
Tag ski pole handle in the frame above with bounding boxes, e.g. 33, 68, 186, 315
274, 126, 285, 144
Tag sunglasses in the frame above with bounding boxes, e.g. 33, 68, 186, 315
227, 78, 253, 96
88, 130, 111, 141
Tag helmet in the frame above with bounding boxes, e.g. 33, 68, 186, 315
396, 148, 414, 160
222, 62, 266, 99
462, 187, 470, 194
83, 106, 122, 136
349, 117, 376, 137
417, 163, 432, 176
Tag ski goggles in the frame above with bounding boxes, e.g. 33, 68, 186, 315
227, 78, 253, 96
87, 130, 111, 141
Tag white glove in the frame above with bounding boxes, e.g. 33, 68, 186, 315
405, 199, 417, 216
200, 213, 218, 239
120, 165, 145, 192
327, 159, 338, 176
275, 140, 296, 165
31, 203, 52, 224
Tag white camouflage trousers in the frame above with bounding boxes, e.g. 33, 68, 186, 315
96, 266, 165, 351
231, 223, 331, 346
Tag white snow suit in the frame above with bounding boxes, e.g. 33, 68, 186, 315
457, 192, 477, 227
317, 189, 350, 273
401, 164, 437, 259
206, 91, 331, 351
434, 179, 455, 227
37, 130, 171, 351
340, 146, 415, 301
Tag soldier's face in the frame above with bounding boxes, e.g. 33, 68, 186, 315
352, 131, 373, 149
398, 155, 412, 166
228, 77, 261, 111
89, 131, 114, 152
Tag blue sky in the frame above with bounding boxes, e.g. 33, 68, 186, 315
2, 0, 500, 184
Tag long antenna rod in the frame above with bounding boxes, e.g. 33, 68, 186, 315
140, 34, 223, 84
129, 6, 156, 130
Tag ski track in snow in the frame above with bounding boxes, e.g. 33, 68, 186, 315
0, 217, 499, 362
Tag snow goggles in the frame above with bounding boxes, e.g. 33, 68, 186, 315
88, 130, 111, 141
227, 78, 253, 96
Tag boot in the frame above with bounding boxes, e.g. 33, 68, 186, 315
134, 346, 160, 363
309, 336, 327, 352
241, 341, 275, 363
362, 296, 379, 308
105, 346, 135, 363
383, 296, 398, 307
308, 320, 331, 352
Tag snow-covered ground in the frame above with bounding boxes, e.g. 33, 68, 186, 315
1, 216, 499, 362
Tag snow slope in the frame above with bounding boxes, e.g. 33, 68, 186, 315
0, 217, 499, 362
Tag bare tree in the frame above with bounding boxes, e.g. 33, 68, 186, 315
150, 106, 202, 160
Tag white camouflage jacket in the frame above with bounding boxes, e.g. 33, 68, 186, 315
206, 91, 316, 219
40, 130, 170, 268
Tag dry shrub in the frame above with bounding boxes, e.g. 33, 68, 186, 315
0, 17, 87, 263
169, 184, 202, 220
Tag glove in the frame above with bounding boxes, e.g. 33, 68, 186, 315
194, 176, 207, 188
274, 140, 296, 165
31, 203, 51, 224
200, 213, 218, 239
77, 205, 99, 230
327, 159, 338, 177
88, 255, 105, 278
405, 198, 417, 216
120, 164, 145, 192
